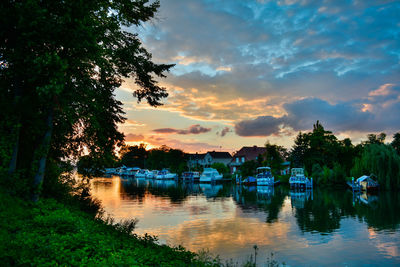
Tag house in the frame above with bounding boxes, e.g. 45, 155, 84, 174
187, 153, 207, 168
229, 146, 266, 173
204, 151, 232, 167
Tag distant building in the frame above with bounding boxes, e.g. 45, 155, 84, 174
187, 153, 207, 168
204, 151, 232, 166
229, 146, 266, 173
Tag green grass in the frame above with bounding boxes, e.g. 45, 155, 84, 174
0, 191, 210, 266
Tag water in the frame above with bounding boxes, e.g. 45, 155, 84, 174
90, 176, 400, 266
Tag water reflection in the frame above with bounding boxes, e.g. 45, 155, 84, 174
90, 176, 400, 265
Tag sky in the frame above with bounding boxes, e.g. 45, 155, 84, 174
116, 0, 400, 153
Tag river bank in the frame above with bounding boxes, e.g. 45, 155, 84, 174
0, 190, 213, 266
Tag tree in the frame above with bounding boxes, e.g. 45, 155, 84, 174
391, 132, 400, 155
351, 144, 400, 190
120, 144, 148, 168
264, 142, 285, 174
240, 160, 258, 177
0, 0, 173, 200
210, 162, 229, 175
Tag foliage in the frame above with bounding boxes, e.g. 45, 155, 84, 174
240, 160, 258, 177
264, 142, 285, 174
119, 143, 148, 168
0, 0, 173, 200
211, 163, 230, 175
392, 132, 400, 155
146, 146, 187, 174
351, 144, 400, 190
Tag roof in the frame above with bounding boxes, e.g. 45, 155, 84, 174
206, 151, 232, 159
357, 175, 371, 183
232, 146, 267, 161
187, 153, 206, 160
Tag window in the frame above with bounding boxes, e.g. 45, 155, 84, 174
241, 157, 245, 163
236, 158, 239, 163
233, 167, 236, 172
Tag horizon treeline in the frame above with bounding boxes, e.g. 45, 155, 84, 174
103, 121, 400, 190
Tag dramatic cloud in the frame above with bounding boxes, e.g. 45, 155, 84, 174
119, 0, 400, 149
235, 86, 400, 137
153, 124, 212, 135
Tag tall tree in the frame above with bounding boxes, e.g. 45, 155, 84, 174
391, 132, 400, 155
0, 0, 173, 200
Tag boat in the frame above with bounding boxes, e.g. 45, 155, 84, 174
135, 169, 151, 178
199, 168, 223, 183
146, 170, 156, 179
356, 175, 379, 192
289, 168, 312, 189
155, 169, 177, 180
256, 167, 275, 186
182, 171, 200, 182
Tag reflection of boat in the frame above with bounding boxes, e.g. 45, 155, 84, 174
257, 185, 274, 196
289, 168, 312, 189
155, 169, 177, 180
256, 167, 275, 186
200, 183, 223, 197
182, 171, 200, 182
356, 175, 379, 192
199, 168, 223, 183
152, 179, 176, 188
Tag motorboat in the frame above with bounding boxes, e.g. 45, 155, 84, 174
199, 168, 223, 183
289, 168, 312, 189
155, 169, 177, 180
256, 167, 275, 186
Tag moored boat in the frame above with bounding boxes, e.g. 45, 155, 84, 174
155, 169, 177, 180
289, 168, 312, 189
256, 167, 275, 186
199, 168, 223, 183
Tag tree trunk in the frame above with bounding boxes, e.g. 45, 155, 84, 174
32, 108, 54, 202
8, 125, 20, 175
8, 79, 22, 175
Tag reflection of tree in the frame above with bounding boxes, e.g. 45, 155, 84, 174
354, 191, 400, 231
233, 185, 286, 223
294, 189, 400, 233
294, 189, 352, 233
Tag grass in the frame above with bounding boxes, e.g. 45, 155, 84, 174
0, 190, 205, 266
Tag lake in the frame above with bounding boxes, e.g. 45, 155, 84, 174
90, 176, 400, 266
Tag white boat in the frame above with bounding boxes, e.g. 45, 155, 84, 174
199, 168, 223, 183
135, 169, 148, 178
155, 169, 177, 180
256, 167, 274, 186
289, 168, 312, 189
146, 170, 156, 179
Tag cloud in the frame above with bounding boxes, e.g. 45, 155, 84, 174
125, 133, 145, 142
153, 124, 211, 135
235, 116, 284, 137
121, 0, 400, 143
216, 127, 232, 137
234, 86, 400, 136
